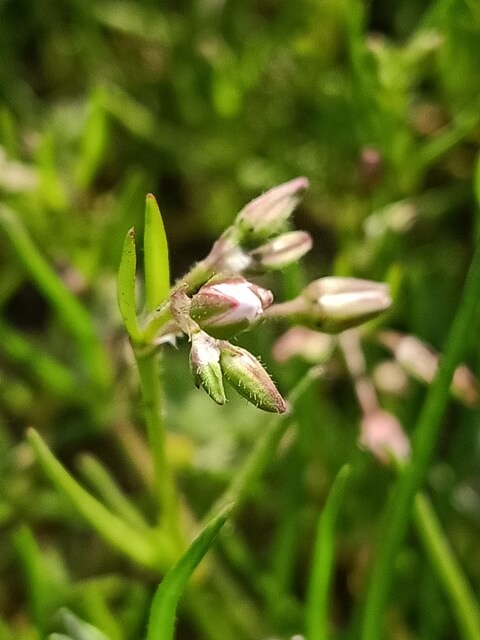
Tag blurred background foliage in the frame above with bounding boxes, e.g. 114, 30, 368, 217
1, 0, 480, 638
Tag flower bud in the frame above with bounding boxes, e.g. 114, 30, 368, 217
249, 231, 313, 271
219, 343, 287, 413
189, 331, 226, 405
379, 331, 479, 407
267, 277, 391, 332
272, 327, 334, 364
301, 277, 391, 332
235, 177, 309, 242
359, 409, 411, 465
189, 276, 273, 339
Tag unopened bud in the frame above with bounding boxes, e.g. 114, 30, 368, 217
379, 331, 479, 407
372, 360, 409, 397
235, 177, 309, 242
303, 277, 391, 332
359, 410, 411, 465
190, 331, 225, 405
189, 276, 273, 339
219, 343, 287, 413
268, 277, 391, 332
249, 231, 313, 271
272, 327, 334, 364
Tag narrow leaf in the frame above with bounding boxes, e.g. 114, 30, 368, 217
117, 228, 143, 342
144, 194, 170, 312
147, 505, 232, 640
13, 526, 49, 630
78, 454, 149, 531
27, 429, 161, 570
306, 465, 351, 640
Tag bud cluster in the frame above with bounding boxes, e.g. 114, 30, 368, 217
138, 178, 392, 413
188, 178, 314, 283
189, 329, 287, 413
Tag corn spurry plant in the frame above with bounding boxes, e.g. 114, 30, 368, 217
118, 179, 390, 416
22, 178, 393, 640
21, 174, 480, 640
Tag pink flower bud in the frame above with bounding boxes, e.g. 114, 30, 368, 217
235, 177, 309, 241
267, 277, 391, 332
379, 331, 479, 407
302, 277, 391, 332
189, 276, 273, 339
249, 231, 313, 271
219, 343, 287, 413
272, 327, 334, 364
359, 410, 411, 465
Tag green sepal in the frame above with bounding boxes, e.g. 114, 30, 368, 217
117, 228, 143, 342
219, 343, 287, 413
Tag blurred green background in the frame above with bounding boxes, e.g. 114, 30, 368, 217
1, 0, 480, 638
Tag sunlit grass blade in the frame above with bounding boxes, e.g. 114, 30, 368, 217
27, 429, 165, 571
144, 194, 170, 312
306, 464, 351, 640
117, 228, 143, 342
147, 505, 232, 640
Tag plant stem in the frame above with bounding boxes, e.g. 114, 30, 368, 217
414, 492, 480, 640
361, 238, 480, 639
135, 349, 182, 546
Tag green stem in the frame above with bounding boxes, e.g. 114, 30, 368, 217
361, 238, 480, 639
414, 493, 480, 640
135, 349, 182, 546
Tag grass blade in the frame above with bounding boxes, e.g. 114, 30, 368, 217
147, 505, 232, 640
27, 429, 163, 571
306, 464, 351, 640
414, 493, 480, 640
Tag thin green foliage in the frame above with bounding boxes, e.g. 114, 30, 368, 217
147, 506, 232, 640
27, 429, 165, 571
362, 236, 480, 639
306, 464, 351, 640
